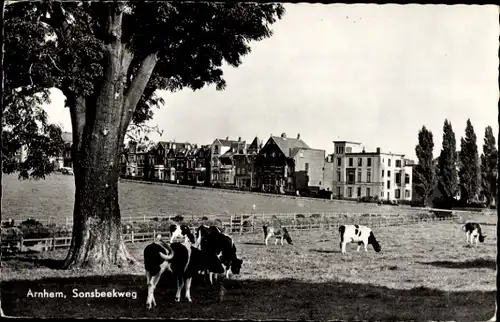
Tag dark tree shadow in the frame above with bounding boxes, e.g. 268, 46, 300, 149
309, 248, 341, 254
2, 254, 66, 270
240, 242, 265, 246
476, 222, 496, 227
1, 274, 495, 321
418, 258, 496, 270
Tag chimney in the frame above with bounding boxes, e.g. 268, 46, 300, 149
238, 137, 241, 142
297, 133, 301, 139
281, 133, 287, 138
226, 136, 229, 141
362, 146, 365, 153
376, 147, 381, 153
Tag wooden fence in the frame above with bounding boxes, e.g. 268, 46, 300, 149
2, 212, 459, 254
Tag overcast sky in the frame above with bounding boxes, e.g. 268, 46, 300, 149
44, 4, 499, 160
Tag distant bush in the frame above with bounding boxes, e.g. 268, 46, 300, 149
19, 219, 51, 241
172, 215, 184, 222
1, 227, 23, 253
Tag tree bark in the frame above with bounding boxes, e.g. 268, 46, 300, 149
63, 4, 158, 269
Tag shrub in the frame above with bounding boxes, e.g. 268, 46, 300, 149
19, 219, 51, 241
172, 215, 184, 222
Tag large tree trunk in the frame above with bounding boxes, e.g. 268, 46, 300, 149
63, 3, 157, 269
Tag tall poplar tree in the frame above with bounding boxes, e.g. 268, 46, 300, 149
437, 119, 458, 203
459, 119, 480, 204
480, 125, 497, 206
414, 125, 436, 207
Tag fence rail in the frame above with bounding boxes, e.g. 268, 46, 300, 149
2, 213, 459, 254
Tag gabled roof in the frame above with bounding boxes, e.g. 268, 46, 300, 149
217, 138, 240, 147
269, 136, 310, 158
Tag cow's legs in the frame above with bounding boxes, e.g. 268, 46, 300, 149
265, 234, 271, 246
341, 242, 347, 254
275, 237, 278, 245
175, 276, 185, 302
146, 272, 162, 309
185, 277, 193, 302
280, 236, 284, 246
364, 242, 368, 252
466, 232, 470, 245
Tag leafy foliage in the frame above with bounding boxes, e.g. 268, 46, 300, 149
480, 125, 497, 206
458, 119, 480, 204
414, 126, 436, 207
436, 119, 458, 202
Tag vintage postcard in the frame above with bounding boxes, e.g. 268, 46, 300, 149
1, 1, 497, 320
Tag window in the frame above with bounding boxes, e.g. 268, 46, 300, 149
405, 190, 410, 198
381, 191, 384, 197
388, 159, 391, 167
347, 187, 353, 197
358, 158, 362, 166
395, 173, 401, 184
357, 171, 362, 183
242, 168, 246, 175
395, 189, 401, 199
367, 158, 372, 167
357, 187, 361, 197
337, 187, 341, 196
336, 147, 345, 154
214, 145, 219, 155
337, 171, 341, 181
388, 170, 391, 177
319, 181, 322, 185
366, 187, 371, 197
271, 152, 276, 157
382, 170, 384, 177
347, 170, 355, 184
367, 171, 371, 183
387, 180, 391, 189
337, 158, 342, 166
305, 163, 309, 173
396, 160, 401, 167
405, 174, 410, 184
346, 147, 352, 153
348, 158, 353, 167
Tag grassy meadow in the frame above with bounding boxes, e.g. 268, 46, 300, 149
2, 173, 448, 224
1, 220, 497, 320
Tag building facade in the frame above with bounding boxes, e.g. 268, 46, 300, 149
209, 137, 244, 186
327, 141, 413, 201
255, 133, 325, 194
234, 137, 261, 189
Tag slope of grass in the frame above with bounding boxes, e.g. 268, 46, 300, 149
1, 221, 496, 320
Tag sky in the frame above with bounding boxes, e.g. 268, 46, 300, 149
44, 4, 499, 161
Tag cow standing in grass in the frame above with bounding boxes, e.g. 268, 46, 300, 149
195, 225, 243, 284
263, 225, 293, 246
338, 224, 381, 254
169, 224, 196, 244
143, 236, 224, 307
462, 223, 487, 246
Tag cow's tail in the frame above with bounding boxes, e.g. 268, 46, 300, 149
461, 224, 467, 232
159, 243, 174, 261
263, 225, 268, 240
338, 225, 346, 235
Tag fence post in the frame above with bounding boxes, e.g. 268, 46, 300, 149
230, 215, 233, 233
251, 215, 255, 233
131, 231, 135, 243
66, 217, 69, 226
240, 214, 243, 235
144, 215, 146, 222
153, 230, 156, 240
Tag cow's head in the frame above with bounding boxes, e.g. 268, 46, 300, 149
282, 227, 293, 245
180, 224, 196, 244
203, 251, 225, 274
479, 235, 487, 243
230, 257, 243, 274
368, 231, 381, 252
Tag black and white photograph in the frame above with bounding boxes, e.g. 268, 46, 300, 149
0, 1, 498, 320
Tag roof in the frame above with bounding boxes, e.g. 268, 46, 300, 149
270, 136, 310, 158
333, 140, 362, 145
218, 138, 241, 147
61, 132, 72, 143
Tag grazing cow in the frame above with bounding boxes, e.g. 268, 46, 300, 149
339, 224, 381, 254
262, 225, 293, 246
143, 236, 224, 308
195, 225, 243, 283
462, 222, 486, 246
169, 224, 196, 244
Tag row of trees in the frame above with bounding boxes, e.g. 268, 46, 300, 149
414, 119, 497, 208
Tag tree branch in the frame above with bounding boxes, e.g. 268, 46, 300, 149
120, 52, 158, 136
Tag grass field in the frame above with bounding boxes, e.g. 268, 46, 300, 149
1, 220, 497, 320
3, 173, 494, 225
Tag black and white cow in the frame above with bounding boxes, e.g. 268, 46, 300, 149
143, 236, 224, 308
339, 224, 381, 254
169, 224, 196, 244
263, 225, 293, 246
195, 225, 243, 284
462, 222, 487, 246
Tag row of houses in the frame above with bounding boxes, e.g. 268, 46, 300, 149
119, 132, 415, 201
